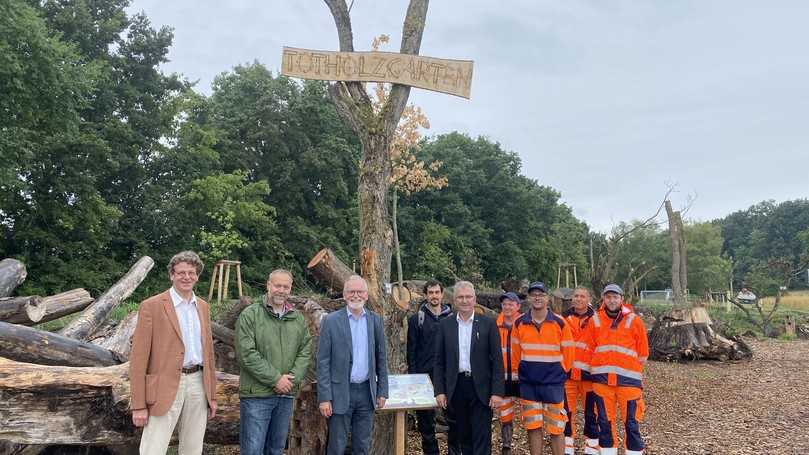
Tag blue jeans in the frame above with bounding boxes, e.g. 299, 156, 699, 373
240, 396, 295, 455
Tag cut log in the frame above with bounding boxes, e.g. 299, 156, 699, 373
307, 248, 354, 293
0, 357, 240, 445
211, 321, 235, 346
648, 306, 752, 361
90, 312, 139, 358
0, 321, 126, 367
0, 258, 27, 297
59, 257, 154, 340
218, 296, 253, 329
0, 295, 46, 324
24, 288, 94, 326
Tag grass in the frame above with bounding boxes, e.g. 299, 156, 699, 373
759, 289, 809, 312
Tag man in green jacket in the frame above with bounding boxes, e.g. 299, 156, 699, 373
236, 269, 312, 455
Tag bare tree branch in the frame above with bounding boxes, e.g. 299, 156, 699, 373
383, 0, 429, 137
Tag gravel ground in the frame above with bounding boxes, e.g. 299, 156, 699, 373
405, 338, 809, 455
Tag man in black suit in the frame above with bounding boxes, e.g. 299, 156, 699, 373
434, 280, 505, 455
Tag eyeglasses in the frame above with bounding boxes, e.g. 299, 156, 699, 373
345, 290, 367, 296
173, 271, 198, 278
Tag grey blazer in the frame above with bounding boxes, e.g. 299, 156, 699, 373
317, 306, 389, 414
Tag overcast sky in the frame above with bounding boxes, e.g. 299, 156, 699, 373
127, 0, 809, 232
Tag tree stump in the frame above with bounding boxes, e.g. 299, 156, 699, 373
649, 306, 752, 361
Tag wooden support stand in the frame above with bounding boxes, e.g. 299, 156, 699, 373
207, 260, 243, 304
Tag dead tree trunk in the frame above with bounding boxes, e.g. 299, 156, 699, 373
218, 296, 253, 329
90, 312, 139, 358
665, 200, 688, 304
0, 295, 46, 324
0, 321, 126, 366
59, 257, 154, 340
0, 258, 27, 297
0, 357, 240, 445
25, 288, 94, 326
307, 248, 354, 294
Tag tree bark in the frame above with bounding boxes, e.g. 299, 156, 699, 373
211, 321, 235, 346
307, 248, 354, 294
218, 296, 254, 329
0, 357, 240, 446
23, 289, 94, 326
322, 0, 430, 450
0, 321, 126, 367
59, 257, 154, 340
0, 258, 27, 297
89, 312, 139, 358
0, 295, 46, 324
665, 200, 687, 304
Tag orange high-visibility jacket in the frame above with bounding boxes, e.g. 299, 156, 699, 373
497, 312, 522, 383
561, 305, 595, 381
512, 311, 575, 386
585, 306, 648, 389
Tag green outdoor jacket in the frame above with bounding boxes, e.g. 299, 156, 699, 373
235, 299, 312, 397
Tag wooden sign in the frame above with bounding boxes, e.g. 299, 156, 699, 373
281, 47, 474, 99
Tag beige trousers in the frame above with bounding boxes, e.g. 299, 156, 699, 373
139, 370, 208, 455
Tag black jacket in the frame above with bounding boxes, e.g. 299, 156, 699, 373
433, 313, 505, 405
406, 302, 452, 374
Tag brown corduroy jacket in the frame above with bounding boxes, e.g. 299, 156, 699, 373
129, 290, 216, 416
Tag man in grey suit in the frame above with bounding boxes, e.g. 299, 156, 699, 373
317, 275, 389, 455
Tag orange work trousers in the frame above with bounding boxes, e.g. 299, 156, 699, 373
563, 379, 600, 454
591, 382, 645, 455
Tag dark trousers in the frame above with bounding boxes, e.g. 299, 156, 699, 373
446, 374, 492, 455
327, 381, 375, 455
415, 409, 439, 455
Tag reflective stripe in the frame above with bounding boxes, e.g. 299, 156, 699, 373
522, 401, 543, 411
523, 413, 543, 423
594, 344, 638, 358
565, 437, 574, 446
625, 450, 644, 455
522, 354, 564, 362
600, 448, 618, 455
638, 356, 648, 362
560, 341, 576, 348
625, 313, 636, 328
572, 360, 591, 372
592, 313, 601, 328
590, 365, 643, 380
583, 448, 599, 455
521, 343, 561, 351
574, 341, 588, 349
502, 347, 508, 353
545, 416, 566, 428
500, 408, 514, 417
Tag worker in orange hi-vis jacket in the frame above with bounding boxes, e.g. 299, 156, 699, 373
560, 286, 600, 455
496, 292, 523, 455
585, 284, 649, 455
512, 282, 575, 455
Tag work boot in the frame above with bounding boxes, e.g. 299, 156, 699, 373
501, 422, 513, 455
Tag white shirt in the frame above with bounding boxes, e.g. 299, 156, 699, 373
170, 287, 203, 367
457, 312, 474, 373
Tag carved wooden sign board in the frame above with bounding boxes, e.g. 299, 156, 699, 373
281, 47, 474, 99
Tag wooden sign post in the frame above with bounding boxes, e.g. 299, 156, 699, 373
379, 374, 439, 455
281, 47, 474, 99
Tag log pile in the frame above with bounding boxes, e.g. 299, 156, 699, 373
0, 256, 333, 454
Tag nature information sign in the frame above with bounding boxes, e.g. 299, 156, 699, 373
281, 47, 474, 98
381, 374, 438, 411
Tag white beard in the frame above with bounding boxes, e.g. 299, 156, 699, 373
347, 300, 365, 311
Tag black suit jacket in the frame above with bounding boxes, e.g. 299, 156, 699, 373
433, 312, 505, 405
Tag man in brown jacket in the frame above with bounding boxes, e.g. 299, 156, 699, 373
129, 251, 217, 455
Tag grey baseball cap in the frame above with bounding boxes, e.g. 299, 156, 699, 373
602, 283, 624, 296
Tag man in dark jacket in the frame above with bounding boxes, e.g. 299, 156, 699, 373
407, 279, 452, 455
